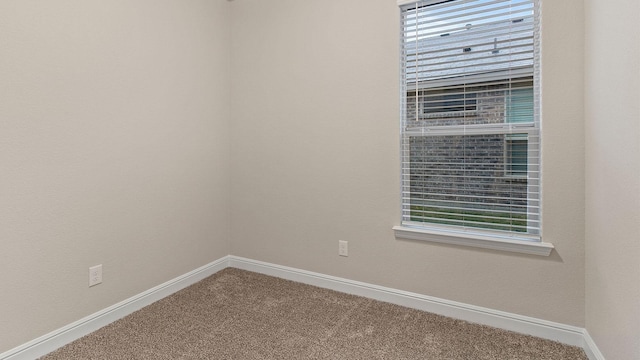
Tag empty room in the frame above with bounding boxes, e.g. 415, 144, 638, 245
1, 0, 638, 359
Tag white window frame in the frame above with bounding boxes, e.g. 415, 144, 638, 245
394, 0, 553, 256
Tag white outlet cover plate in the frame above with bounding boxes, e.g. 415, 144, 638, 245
89, 265, 103, 287
339, 240, 348, 257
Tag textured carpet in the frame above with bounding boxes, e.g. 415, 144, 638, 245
41, 268, 587, 359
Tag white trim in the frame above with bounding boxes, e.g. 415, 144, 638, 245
0, 256, 230, 360
398, 0, 417, 6
393, 225, 554, 256
3, 255, 599, 359
582, 330, 606, 360
228, 256, 582, 346
397, 0, 444, 7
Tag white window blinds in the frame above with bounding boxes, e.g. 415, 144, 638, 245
400, 0, 541, 240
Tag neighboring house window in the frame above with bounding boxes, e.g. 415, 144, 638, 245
399, 0, 541, 240
418, 84, 477, 118
506, 86, 534, 177
505, 135, 528, 177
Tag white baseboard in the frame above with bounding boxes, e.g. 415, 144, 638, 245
0, 256, 230, 360
228, 256, 586, 348
582, 330, 606, 360
2, 255, 604, 360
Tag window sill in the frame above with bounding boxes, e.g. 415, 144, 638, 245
392, 225, 554, 256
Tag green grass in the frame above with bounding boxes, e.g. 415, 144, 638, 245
410, 205, 527, 232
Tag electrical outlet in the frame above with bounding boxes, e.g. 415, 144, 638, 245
338, 240, 348, 257
89, 264, 102, 287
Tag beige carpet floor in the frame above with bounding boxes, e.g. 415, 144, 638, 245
41, 268, 587, 359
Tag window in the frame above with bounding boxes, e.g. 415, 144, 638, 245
505, 135, 528, 177
395, 0, 551, 255
419, 85, 477, 118
507, 87, 534, 124
505, 85, 533, 177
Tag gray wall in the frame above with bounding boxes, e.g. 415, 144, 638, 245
0, 0, 231, 351
585, 0, 640, 359
229, 0, 585, 327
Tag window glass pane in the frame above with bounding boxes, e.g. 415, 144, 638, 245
407, 134, 532, 233
406, 77, 533, 128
